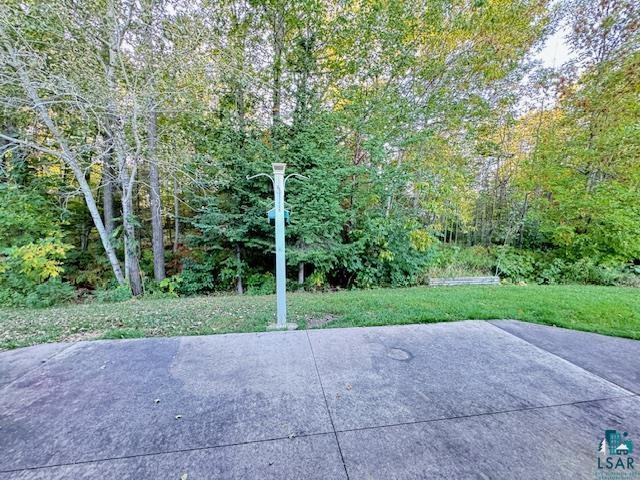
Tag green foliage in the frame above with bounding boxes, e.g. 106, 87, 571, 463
495, 247, 536, 282
246, 273, 276, 295
555, 258, 640, 287
286, 112, 349, 273
2, 0, 637, 309
0, 185, 61, 247
526, 52, 640, 264
342, 216, 437, 288
176, 256, 219, 296
536, 257, 566, 285
0, 288, 22, 308
305, 270, 328, 291
143, 276, 183, 299
94, 285, 133, 303
0, 184, 79, 307
24, 279, 76, 308
158, 276, 183, 296
430, 245, 495, 277
64, 248, 113, 290
1, 239, 70, 284
0, 278, 76, 309
0, 237, 73, 307
423, 245, 640, 287
490, 248, 640, 287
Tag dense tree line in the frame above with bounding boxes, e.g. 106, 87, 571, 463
0, 0, 638, 306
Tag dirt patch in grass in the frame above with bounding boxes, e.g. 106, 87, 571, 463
305, 314, 338, 329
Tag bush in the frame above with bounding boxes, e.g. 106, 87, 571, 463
0, 287, 25, 307
536, 257, 567, 284
177, 257, 218, 295
495, 247, 536, 282
246, 273, 276, 295
94, 284, 132, 303
429, 245, 495, 278
305, 271, 328, 291
1, 238, 70, 288
546, 257, 639, 286
64, 247, 113, 289
384, 243, 640, 287
582, 264, 638, 287
25, 279, 76, 308
615, 271, 640, 288
561, 258, 599, 284
0, 185, 61, 247
495, 250, 640, 287
144, 276, 182, 299
0, 237, 74, 307
0, 279, 75, 308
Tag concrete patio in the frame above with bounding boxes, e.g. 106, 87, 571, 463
1, 320, 639, 479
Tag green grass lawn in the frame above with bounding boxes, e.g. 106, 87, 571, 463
1, 284, 639, 350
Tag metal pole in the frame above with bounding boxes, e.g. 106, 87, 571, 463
272, 163, 287, 328
247, 165, 306, 331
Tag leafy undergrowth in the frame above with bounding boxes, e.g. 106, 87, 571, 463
1, 284, 639, 350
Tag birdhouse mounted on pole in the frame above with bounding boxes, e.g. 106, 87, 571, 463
267, 208, 290, 226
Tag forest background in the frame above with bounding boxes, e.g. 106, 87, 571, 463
0, 0, 638, 307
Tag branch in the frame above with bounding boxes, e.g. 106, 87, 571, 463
0, 132, 65, 159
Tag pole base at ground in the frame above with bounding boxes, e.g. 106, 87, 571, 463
266, 323, 298, 331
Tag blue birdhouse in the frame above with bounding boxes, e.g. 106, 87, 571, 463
267, 208, 290, 226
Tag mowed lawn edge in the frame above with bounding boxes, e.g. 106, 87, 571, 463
1, 284, 639, 350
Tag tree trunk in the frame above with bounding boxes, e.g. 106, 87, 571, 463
173, 175, 180, 253
235, 244, 244, 295
112, 121, 143, 295
102, 152, 115, 236
298, 262, 304, 285
0, 122, 11, 181
7, 46, 125, 284
148, 108, 165, 281
81, 167, 92, 252
120, 171, 143, 296
518, 194, 529, 248
105, 0, 142, 295
142, 0, 165, 281
442, 215, 448, 243
454, 217, 459, 244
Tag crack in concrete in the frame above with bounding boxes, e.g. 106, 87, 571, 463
487, 320, 639, 396
3, 394, 637, 475
305, 329, 350, 480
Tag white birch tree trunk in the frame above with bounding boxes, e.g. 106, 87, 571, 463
4, 43, 126, 285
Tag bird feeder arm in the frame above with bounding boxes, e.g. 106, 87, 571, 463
285, 173, 309, 185
246, 173, 274, 185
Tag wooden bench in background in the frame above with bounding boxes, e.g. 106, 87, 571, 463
428, 276, 500, 287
